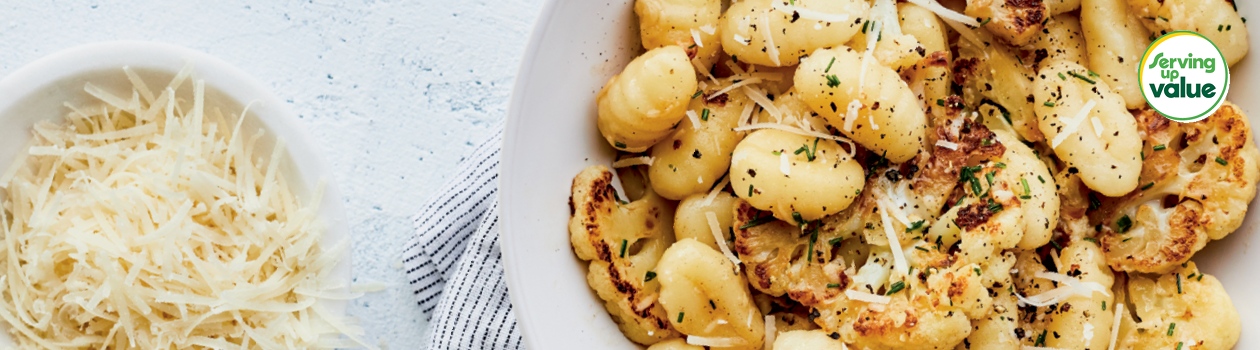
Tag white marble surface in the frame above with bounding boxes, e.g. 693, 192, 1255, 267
0, 1, 545, 348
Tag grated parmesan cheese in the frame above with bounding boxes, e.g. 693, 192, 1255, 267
687, 110, 703, 129
843, 100, 863, 133
935, 140, 960, 150
760, 12, 781, 66
1050, 99, 1098, 149
764, 315, 776, 350
779, 152, 792, 176
706, 212, 742, 272
707, 78, 764, 101
0, 69, 371, 349
1091, 116, 1104, 137
742, 86, 782, 121
1108, 303, 1124, 350
702, 176, 730, 206
612, 156, 655, 168
690, 29, 705, 48
699, 24, 717, 35
844, 289, 891, 304
688, 335, 747, 347
876, 198, 910, 275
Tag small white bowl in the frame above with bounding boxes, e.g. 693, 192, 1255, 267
501, 1, 1260, 349
0, 41, 352, 346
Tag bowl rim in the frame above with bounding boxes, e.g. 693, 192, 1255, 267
0, 40, 353, 339
500, 0, 565, 348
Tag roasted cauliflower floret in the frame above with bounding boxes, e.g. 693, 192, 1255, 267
657, 239, 766, 349
733, 200, 860, 306
953, 31, 1042, 142
966, 0, 1048, 46
569, 165, 679, 344
1097, 103, 1260, 273
813, 262, 984, 350
1114, 262, 1241, 350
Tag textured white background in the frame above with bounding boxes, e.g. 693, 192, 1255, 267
0, 1, 545, 348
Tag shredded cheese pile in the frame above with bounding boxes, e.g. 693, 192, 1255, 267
0, 66, 369, 349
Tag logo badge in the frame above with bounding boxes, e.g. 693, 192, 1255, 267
1139, 31, 1230, 123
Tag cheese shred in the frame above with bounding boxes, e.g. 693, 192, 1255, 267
0, 68, 371, 349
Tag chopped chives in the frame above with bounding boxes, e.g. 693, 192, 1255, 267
1216, 157, 1229, 166
885, 281, 906, 295
973, 267, 982, 276
905, 220, 927, 233
691, 90, 703, 99
792, 211, 805, 224
739, 215, 775, 229
806, 228, 819, 264
1167, 322, 1176, 336
829, 237, 842, 246
701, 108, 710, 121
1044, 101, 1056, 107
748, 184, 755, 197
1068, 71, 1096, 84
826, 74, 841, 88
1102, 300, 1107, 311
677, 312, 685, 323
1142, 182, 1155, 191
1116, 215, 1133, 233
645, 271, 657, 282
614, 141, 626, 149
1058, 72, 1067, 80
1153, 144, 1167, 151
620, 239, 628, 258
825, 57, 836, 73
1176, 273, 1183, 294
827, 283, 841, 288
914, 246, 930, 252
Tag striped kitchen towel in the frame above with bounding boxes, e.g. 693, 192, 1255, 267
402, 127, 523, 349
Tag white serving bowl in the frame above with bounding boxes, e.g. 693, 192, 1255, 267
501, 1, 1260, 348
0, 41, 352, 346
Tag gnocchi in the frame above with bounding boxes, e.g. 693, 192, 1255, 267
570, 2, 1255, 348
729, 129, 864, 222
720, 0, 868, 67
1127, 0, 1249, 65
1082, 0, 1151, 108
657, 239, 766, 349
795, 47, 928, 163
636, 0, 723, 68
648, 86, 751, 200
597, 46, 698, 152
1033, 60, 1142, 197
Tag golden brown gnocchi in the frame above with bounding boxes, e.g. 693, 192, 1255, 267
1127, 0, 1249, 65
729, 129, 864, 222
720, 0, 869, 67
1033, 60, 1142, 197
636, 0, 723, 68
657, 239, 766, 349
597, 46, 699, 153
1082, 0, 1151, 108
795, 47, 928, 163
648, 86, 751, 200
